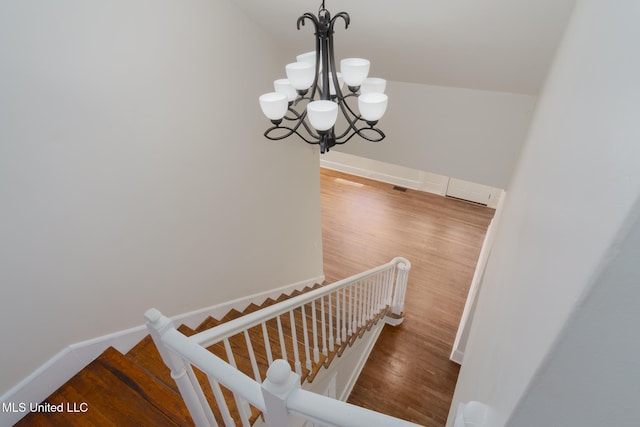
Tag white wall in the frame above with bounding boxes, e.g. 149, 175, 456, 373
334, 81, 536, 189
446, 1, 640, 426
507, 199, 640, 426
0, 0, 323, 396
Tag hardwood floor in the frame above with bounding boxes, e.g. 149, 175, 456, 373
320, 168, 494, 427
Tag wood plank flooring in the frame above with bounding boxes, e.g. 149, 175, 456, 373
320, 168, 494, 427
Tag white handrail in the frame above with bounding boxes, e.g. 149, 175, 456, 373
288, 389, 422, 427
190, 257, 410, 348
146, 256, 414, 427
161, 328, 266, 412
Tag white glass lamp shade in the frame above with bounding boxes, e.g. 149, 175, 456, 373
296, 51, 316, 66
274, 79, 297, 102
259, 92, 288, 121
286, 62, 315, 90
360, 77, 386, 94
340, 58, 370, 87
358, 93, 388, 122
306, 100, 338, 131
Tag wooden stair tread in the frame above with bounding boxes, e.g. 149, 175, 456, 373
194, 315, 222, 332
96, 347, 192, 426
16, 347, 190, 427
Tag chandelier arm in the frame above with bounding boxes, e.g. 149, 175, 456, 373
284, 98, 310, 120
311, 26, 322, 100
297, 13, 319, 31
332, 131, 360, 145
336, 93, 360, 120
329, 12, 350, 31
264, 125, 321, 144
334, 119, 386, 142
334, 126, 385, 144
333, 96, 369, 140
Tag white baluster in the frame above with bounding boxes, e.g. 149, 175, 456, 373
357, 281, 364, 328
365, 278, 371, 322
261, 321, 274, 366
364, 279, 369, 323
371, 277, 376, 319
347, 284, 353, 337
355, 283, 360, 333
364, 277, 373, 324
320, 296, 328, 356
184, 364, 218, 427
373, 273, 380, 313
223, 338, 237, 369
276, 315, 287, 361
301, 304, 312, 371
379, 272, 384, 308
370, 276, 376, 319
244, 329, 261, 382
225, 339, 252, 425
289, 310, 302, 377
377, 272, 384, 311
335, 289, 341, 346
205, 374, 232, 427
328, 293, 335, 351
342, 288, 347, 342
232, 390, 251, 427
381, 271, 387, 310
311, 300, 320, 363
363, 278, 369, 322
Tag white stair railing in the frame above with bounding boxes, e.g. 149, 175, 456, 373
146, 257, 414, 427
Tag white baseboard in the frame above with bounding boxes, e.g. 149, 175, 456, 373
0, 274, 324, 427
321, 151, 505, 209
450, 349, 465, 365
320, 152, 449, 196
321, 159, 422, 191
338, 321, 385, 401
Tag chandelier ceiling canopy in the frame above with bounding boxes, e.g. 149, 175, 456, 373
259, 1, 387, 153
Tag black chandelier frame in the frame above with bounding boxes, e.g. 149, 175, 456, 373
263, 4, 386, 153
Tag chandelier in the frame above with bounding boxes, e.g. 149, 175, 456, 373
258, 1, 388, 154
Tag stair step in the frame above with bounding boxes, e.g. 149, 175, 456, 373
220, 308, 244, 323
15, 347, 191, 427
243, 302, 263, 314
194, 315, 222, 332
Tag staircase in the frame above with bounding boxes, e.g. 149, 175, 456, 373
13, 258, 414, 427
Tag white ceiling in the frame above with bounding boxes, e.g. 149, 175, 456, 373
234, 0, 577, 95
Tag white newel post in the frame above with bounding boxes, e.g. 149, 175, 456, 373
145, 308, 214, 427
261, 359, 301, 427
386, 258, 411, 326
